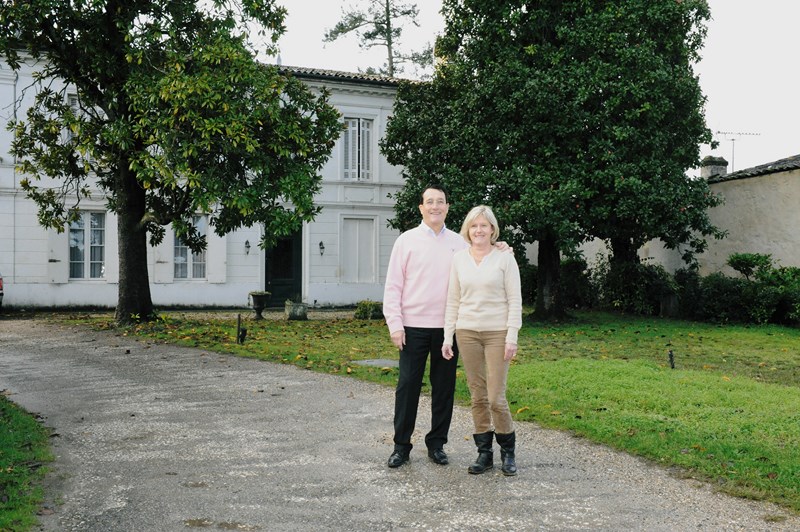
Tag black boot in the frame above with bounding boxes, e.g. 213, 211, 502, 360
468, 431, 494, 474
495, 431, 517, 476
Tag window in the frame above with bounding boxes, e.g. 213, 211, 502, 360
69, 212, 105, 279
343, 117, 372, 180
174, 215, 207, 279
341, 217, 375, 283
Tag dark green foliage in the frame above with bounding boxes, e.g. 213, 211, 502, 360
755, 265, 800, 325
519, 262, 538, 305
697, 273, 748, 323
677, 259, 800, 326
382, 0, 719, 319
354, 300, 384, 320
674, 267, 703, 320
560, 256, 593, 310
591, 256, 676, 315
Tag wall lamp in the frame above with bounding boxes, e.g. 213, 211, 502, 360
319, 241, 325, 256
244, 240, 251, 255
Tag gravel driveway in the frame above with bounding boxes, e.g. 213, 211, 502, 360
1, 316, 797, 531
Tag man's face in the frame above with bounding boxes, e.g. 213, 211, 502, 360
419, 188, 449, 228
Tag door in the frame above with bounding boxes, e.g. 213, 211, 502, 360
265, 230, 302, 304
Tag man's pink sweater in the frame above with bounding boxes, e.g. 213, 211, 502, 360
383, 223, 468, 333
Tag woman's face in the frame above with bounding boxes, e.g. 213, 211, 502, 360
468, 215, 493, 246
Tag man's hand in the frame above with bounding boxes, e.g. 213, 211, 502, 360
504, 342, 518, 361
441, 344, 455, 360
495, 241, 514, 254
391, 330, 406, 350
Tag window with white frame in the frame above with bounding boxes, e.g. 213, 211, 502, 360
69, 212, 105, 279
343, 117, 373, 180
174, 215, 207, 279
341, 217, 375, 283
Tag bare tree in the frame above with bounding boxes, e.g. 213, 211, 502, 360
324, 0, 432, 77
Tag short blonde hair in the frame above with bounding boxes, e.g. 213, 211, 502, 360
460, 205, 499, 245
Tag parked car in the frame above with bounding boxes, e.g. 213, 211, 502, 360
0, 270, 3, 310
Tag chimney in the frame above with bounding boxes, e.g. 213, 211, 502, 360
700, 155, 728, 179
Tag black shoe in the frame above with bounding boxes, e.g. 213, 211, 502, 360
428, 448, 449, 465
387, 450, 409, 468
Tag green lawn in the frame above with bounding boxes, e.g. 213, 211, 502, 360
0, 395, 53, 532
58, 310, 800, 514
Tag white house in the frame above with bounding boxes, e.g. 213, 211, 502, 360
0, 61, 405, 309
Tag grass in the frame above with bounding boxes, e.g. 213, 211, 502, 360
51, 310, 800, 514
0, 394, 53, 532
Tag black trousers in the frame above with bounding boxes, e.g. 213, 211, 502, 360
393, 327, 459, 453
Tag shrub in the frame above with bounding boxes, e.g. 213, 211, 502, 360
698, 273, 748, 323
756, 265, 800, 325
726, 252, 772, 280
674, 267, 703, 320
354, 300, 383, 320
560, 256, 593, 309
741, 282, 781, 324
591, 257, 676, 315
519, 262, 538, 305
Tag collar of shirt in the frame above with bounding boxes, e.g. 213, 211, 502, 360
419, 221, 447, 237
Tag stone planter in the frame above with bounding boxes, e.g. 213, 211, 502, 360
249, 291, 271, 320
285, 300, 308, 321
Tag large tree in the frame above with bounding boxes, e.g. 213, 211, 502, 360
0, 0, 342, 323
324, 0, 432, 77
382, 0, 719, 318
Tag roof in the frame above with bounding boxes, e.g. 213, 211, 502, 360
709, 154, 800, 183
277, 65, 406, 88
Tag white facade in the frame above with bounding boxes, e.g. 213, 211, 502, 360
0, 61, 404, 308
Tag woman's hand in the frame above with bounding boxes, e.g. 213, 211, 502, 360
504, 342, 518, 361
442, 343, 455, 360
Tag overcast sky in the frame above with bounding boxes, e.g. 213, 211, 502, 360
275, 0, 800, 174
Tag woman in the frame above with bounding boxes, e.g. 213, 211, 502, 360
442, 205, 522, 476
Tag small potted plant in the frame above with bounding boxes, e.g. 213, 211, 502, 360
248, 290, 271, 320
284, 297, 308, 321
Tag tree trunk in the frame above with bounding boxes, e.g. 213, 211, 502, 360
114, 163, 154, 323
534, 230, 565, 320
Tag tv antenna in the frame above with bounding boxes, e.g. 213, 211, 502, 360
716, 131, 760, 172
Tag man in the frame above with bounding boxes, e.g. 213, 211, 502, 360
382, 185, 468, 468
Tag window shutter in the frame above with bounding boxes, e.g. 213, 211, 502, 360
206, 229, 227, 283
341, 218, 375, 283
360, 119, 372, 180
343, 119, 358, 179
104, 213, 119, 283
47, 227, 69, 284
153, 230, 174, 283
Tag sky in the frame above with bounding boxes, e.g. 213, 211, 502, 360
274, 0, 800, 174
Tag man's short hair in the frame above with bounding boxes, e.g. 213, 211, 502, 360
419, 184, 448, 205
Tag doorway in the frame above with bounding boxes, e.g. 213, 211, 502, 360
265, 230, 302, 304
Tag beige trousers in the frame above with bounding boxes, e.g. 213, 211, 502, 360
457, 329, 514, 435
